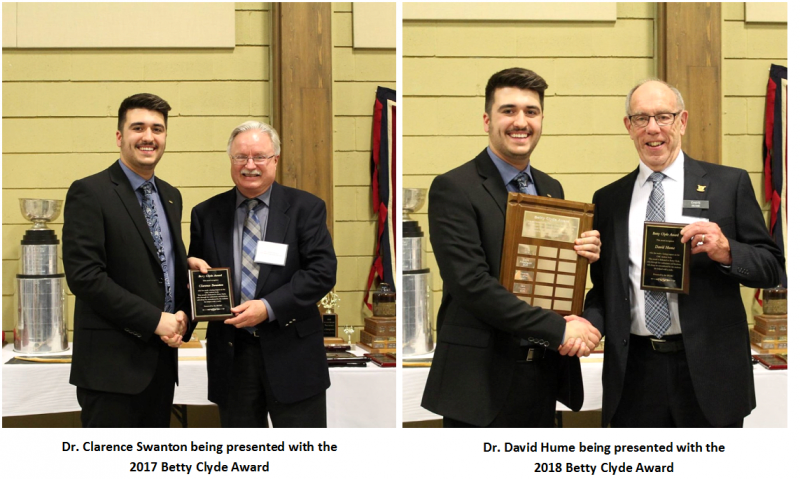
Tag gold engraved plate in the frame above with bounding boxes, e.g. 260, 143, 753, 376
559, 249, 578, 261
536, 272, 555, 284
516, 256, 536, 268
517, 244, 537, 256
555, 287, 573, 298
532, 297, 552, 309
553, 300, 572, 311
513, 283, 533, 294
522, 211, 581, 244
558, 262, 577, 273
514, 270, 534, 281
539, 246, 558, 258
534, 284, 554, 296
538, 259, 557, 271
556, 275, 575, 286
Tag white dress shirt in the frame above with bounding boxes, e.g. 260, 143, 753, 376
627, 151, 708, 336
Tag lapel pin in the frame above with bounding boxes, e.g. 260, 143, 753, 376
168, 200, 174, 204
546, 194, 552, 198
696, 185, 706, 193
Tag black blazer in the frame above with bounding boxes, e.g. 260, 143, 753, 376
188, 182, 336, 405
583, 154, 784, 426
421, 149, 583, 426
63, 161, 189, 395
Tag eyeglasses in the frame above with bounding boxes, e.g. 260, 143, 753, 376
627, 112, 682, 128
231, 154, 276, 165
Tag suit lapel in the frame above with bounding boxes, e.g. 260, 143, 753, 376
256, 183, 290, 295
108, 162, 160, 262
682, 155, 710, 218
530, 168, 559, 199
214, 189, 237, 278
476, 150, 511, 215
612, 169, 638, 285
154, 177, 182, 252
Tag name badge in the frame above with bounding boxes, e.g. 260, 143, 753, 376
682, 200, 709, 209
255, 241, 288, 266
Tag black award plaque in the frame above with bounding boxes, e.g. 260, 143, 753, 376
189, 268, 234, 321
641, 222, 690, 294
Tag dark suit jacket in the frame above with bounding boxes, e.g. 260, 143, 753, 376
63, 161, 189, 395
421, 149, 583, 426
189, 182, 336, 405
583, 154, 784, 427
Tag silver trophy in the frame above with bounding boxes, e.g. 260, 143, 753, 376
402, 188, 433, 355
14, 199, 69, 353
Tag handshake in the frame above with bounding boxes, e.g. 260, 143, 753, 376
155, 311, 188, 348
558, 316, 601, 357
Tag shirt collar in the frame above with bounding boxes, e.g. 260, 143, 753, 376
118, 159, 156, 193
486, 146, 532, 187
235, 186, 273, 209
636, 150, 685, 187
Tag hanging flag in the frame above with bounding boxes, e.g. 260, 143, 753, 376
364, 87, 397, 310
763, 64, 788, 288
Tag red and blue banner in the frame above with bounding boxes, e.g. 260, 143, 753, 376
763, 64, 787, 287
364, 87, 397, 310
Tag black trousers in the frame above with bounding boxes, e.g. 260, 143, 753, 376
611, 335, 743, 428
444, 350, 559, 428
217, 330, 327, 428
77, 344, 175, 428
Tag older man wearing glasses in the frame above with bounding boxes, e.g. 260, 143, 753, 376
581, 79, 784, 428
188, 121, 337, 427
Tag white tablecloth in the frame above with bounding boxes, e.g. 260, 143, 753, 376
2, 342, 395, 428
402, 352, 787, 428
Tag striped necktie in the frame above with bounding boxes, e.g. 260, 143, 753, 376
644, 172, 670, 337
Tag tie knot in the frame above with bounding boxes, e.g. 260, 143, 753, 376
648, 172, 666, 185
141, 182, 154, 195
246, 198, 260, 212
513, 172, 529, 189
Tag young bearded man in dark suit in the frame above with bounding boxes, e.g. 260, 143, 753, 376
582, 79, 784, 427
421, 68, 602, 428
63, 93, 189, 428
188, 121, 336, 427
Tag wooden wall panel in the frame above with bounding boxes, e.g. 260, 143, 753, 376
272, 3, 334, 231
657, 3, 722, 164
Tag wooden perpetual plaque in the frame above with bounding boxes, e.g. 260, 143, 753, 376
499, 193, 594, 316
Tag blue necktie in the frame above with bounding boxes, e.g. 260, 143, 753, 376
513, 171, 532, 194
644, 172, 670, 338
241, 199, 261, 334
141, 182, 172, 312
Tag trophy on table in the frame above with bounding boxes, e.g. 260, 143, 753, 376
319, 291, 340, 338
14, 199, 69, 353
402, 188, 434, 356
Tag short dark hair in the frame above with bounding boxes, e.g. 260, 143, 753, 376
484, 68, 548, 113
117, 93, 172, 131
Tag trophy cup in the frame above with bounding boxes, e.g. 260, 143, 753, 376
14, 199, 69, 353
402, 188, 434, 356
319, 292, 340, 338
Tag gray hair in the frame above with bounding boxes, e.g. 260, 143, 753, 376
226, 121, 281, 156
625, 78, 685, 115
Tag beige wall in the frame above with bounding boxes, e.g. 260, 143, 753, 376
404, 2, 787, 333
404, 3, 656, 328
2, 2, 397, 342
2, 3, 274, 341
332, 3, 396, 330
721, 2, 788, 320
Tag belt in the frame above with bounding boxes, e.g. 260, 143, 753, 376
635, 334, 684, 353
517, 345, 547, 361
235, 327, 260, 341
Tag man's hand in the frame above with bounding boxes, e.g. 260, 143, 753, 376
155, 312, 182, 336
158, 311, 187, 347
559, 315, 600, 357
574, 230, 601, 264
188, 256, 210, 274
680, 221, 732, 265
226, 300, 268, 329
